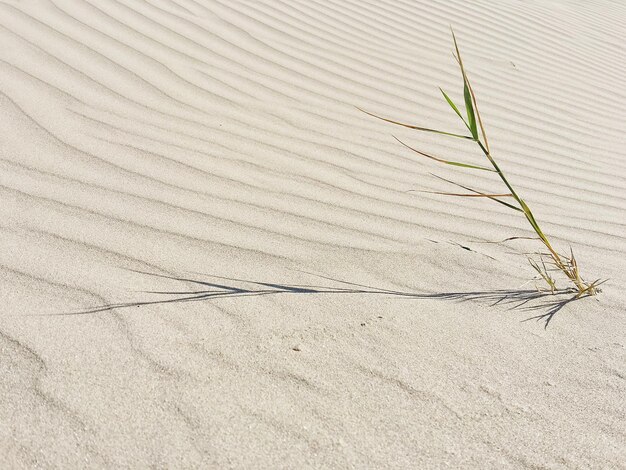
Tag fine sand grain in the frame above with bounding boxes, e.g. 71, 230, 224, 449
1, 0, 625, 468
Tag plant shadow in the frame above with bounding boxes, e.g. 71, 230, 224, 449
58, 270, 582, 328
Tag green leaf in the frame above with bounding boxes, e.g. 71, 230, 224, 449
451, 29, 479, 142
439, 88, 470, 131
464, 81, 478, 140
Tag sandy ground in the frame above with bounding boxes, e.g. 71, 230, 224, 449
1, 0, 625, 468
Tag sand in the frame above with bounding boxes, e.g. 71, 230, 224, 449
1, 0, 625, 468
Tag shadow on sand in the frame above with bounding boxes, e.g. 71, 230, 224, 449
58, 270, 583, 328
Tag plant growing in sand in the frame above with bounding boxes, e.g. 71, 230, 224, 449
360, 30, 602, 298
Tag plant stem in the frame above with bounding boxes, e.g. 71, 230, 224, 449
475, 138, 597, 295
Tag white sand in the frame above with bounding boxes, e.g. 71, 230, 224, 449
1, 0, 625, 467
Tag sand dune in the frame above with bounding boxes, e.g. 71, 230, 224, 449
1, 0, 625, 468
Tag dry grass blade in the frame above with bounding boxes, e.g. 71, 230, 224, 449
415, 190, 513, 198
392, 136, 495, 171
430, 174, 523, 212
356, 106, 473, 140
529, 257, 557, 293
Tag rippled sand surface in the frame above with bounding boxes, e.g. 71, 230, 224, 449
1, 0, 625, 467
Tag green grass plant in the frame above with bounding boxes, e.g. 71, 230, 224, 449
360, 30, 603, 298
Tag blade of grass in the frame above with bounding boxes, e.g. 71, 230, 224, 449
451, 29, 487, 147
463, 80, 478, 140
439, 88, 471, 132
356, 107, 473, 140
430, 174, 523, 212
413, 190, 514, 198
393, 136, 495, 171
529, 257, 557, 293
466, 73, 490, 152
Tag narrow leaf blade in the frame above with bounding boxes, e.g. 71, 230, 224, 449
356, 107, 473, 140
464, 81, 478, 140
393, 136, 495, 172
414, 191, 513, 198
439, 88, 470, 131
429, 174, 523, 212
452, 28, 490, 150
